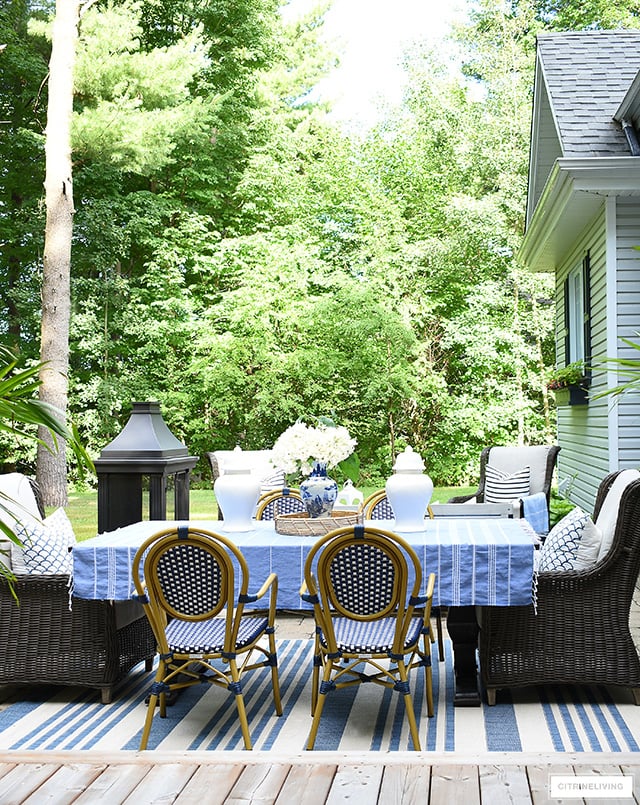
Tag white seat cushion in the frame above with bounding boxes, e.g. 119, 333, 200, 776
0, 473, 42, 571
486, 446, 554, 496
595, 469, 640, 562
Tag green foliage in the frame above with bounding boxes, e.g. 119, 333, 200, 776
2, 0, 566, 490
592, 336, 640, 399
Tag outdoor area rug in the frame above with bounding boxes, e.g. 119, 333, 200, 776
0, 638, 639, 753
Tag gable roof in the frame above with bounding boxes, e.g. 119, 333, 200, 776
537, 30, 640, 159
521, 30, 640, 271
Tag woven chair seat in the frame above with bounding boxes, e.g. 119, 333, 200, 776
166, 615, 269, 653
322, 616, 425, 654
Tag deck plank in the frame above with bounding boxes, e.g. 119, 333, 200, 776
618, 763, 640, 804
174, 763, 245, 804
479, 764, 531, 804
325, 763, 384, 805
73, 763, 153, 803
427, 764, 480, 805
224, 762, 290, 804
20, 762, 106, 804
274, 763, 336, 804
120, 763, 197, 804
378, 763, 431, 802
579, 763, 632, 805
0, 763, 63, 805
526, 763, 584, 805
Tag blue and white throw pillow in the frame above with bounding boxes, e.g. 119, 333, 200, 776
538, 507, 601, 572
484, 465, 531, 503
11, 507, 75, 575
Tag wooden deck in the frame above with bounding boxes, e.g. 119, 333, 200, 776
0, 751, 639, 804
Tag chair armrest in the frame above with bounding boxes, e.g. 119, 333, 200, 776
447, 492, 479, 504
251, 571, 278, 602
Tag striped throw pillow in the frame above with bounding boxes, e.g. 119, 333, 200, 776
484, 464, 530, 503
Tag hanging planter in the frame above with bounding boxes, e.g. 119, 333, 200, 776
551, 383, 589, 406
547, 361, 589, 406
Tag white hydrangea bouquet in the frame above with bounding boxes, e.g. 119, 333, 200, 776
271, 418, 358, 479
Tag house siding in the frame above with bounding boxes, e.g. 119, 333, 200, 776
614, 197, 640, 471
554, 206, 610, 512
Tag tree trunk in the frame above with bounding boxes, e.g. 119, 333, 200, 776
37, 0, 80, 507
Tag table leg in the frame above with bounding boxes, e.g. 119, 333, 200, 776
446, 606, 480, 706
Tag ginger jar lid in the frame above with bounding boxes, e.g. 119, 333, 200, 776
223, 446, 252, 475
393, 446, 425, 474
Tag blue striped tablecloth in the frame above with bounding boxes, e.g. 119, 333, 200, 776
72, 518, 536, 609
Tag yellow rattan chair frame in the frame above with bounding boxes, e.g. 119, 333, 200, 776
132, 526, 282, 750
300, 524, 435, 751
255, 487, 303, 520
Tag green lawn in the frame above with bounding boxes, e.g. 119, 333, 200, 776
63, 485, 476, 541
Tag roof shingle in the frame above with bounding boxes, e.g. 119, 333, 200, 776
537, 30, 640, 157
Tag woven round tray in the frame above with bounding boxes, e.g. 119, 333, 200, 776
274, 509, 363, 536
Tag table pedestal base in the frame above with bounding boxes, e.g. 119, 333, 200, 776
446, 606, 481, 707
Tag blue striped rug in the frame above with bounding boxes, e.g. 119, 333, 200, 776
0, 639, 639, 753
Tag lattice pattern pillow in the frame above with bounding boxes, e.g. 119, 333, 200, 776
538, 507, 601, 572
11, 507, 76, 575
484, 465, 531, 503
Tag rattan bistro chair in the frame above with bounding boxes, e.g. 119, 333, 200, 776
300, 524, 435, 751
361, 489, 394, 520
361, 489, 444, 660
479, 471, 640, 705
255, 488, 304, 520
132, 526, 282, 750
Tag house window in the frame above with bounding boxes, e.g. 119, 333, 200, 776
563, 251, 591, 379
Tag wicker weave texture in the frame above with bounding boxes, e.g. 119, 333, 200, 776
0, 574, 155, 701
479, 471, 640, 698
275, 510, 362, 535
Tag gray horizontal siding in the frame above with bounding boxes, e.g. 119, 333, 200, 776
555, 207, 610, 512
614, 197, 640, 473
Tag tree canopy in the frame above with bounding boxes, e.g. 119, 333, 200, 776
2, 0, 635, 486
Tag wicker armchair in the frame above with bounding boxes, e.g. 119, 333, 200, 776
479, 471, 640, 705
0, 475, 155, 703
448, 445, 560, 531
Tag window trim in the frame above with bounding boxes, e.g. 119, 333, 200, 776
563, 250, 591, 388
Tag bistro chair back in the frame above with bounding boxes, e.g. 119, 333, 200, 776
300, 524, 435, 750
361, 489, 394, 520
132, 526, 282, 750
255, 487, 305, 520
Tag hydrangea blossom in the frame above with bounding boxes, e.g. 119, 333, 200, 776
271, 421, 356, 477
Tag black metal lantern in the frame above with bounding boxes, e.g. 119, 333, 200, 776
95, 401, 198, 533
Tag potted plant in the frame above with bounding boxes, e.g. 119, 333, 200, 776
546, 360, 589, 406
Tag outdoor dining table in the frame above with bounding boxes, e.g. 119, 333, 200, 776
72, 516, 537, 706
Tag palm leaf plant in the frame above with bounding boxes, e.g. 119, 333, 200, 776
0, 345, 94, 592
592, 336, 640, 399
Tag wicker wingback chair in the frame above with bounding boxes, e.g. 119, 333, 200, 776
449, 445, 560, 506
0, 474, 155, 703
255, 488, 305, 520
133, 525, 282, 750
300, 524, 435, 751
479, 470, 640, 705
448, 445, 560, 532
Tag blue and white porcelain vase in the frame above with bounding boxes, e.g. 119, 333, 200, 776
300, 462, 338, 518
